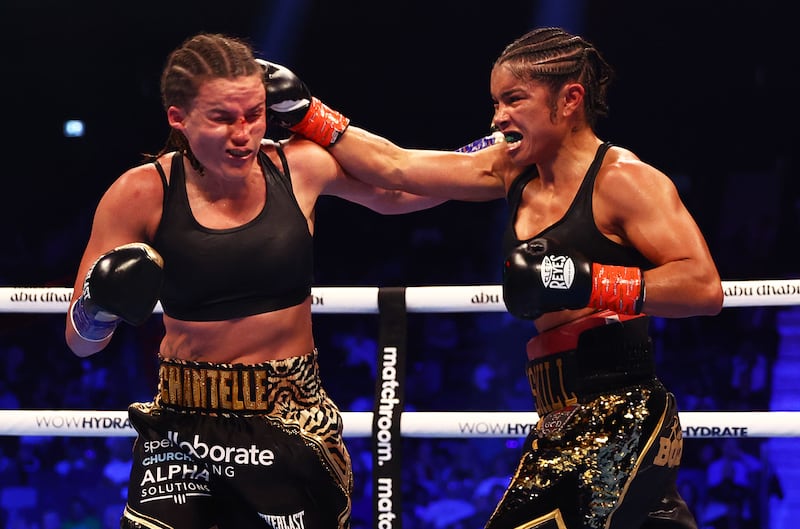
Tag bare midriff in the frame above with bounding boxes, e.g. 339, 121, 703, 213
159, 297, 315, 364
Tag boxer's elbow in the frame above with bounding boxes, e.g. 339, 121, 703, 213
698, 277, 724, 316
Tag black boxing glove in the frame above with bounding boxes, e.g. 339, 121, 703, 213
70, 243, 164, 341
503, 238, 645, 319
257, 59, 350, 146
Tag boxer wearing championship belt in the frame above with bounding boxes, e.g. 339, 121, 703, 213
268, 29, 723, 529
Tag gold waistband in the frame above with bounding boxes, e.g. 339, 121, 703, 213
527, 318, 654, 415
157, 352, 319, 412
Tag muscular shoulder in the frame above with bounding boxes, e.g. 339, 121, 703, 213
598, 146, 676, 194
97, 158, 166, 238
106, 158, 165, 201
270, 137, 340, 180
268, 137, 344, 199
594, 146, 681, 222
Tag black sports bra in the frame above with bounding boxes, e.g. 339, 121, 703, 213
503, 142, 653, 270
151, 149, 313, 321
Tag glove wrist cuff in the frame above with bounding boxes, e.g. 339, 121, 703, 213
289, 97, 350, 146
70, 297, 119, 342
588, 264, 645, 315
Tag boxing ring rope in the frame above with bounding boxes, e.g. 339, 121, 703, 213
3, 279, 800, 313
2, 280, 800, 440
2, 409, 799, 439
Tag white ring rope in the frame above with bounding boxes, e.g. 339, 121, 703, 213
2, 280, 799, 440
2, 279, 800, 314
0, 410, 797, 438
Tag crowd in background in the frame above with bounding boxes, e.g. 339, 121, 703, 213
0, 299, 788, 528
0, 155, 795, 529
1, 0, 798, 526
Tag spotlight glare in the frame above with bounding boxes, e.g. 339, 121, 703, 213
64, 119, 85, 138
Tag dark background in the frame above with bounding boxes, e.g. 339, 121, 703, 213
1, 1, 798, 527
1, 0, 797, 288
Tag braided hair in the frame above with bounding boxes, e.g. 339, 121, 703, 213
154, 33, 263, 173
495, 27, 614, 128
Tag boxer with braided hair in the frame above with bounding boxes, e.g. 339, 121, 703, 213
497, 26, 614, 129
66, 32, 446, 529
268, 27, 722, 529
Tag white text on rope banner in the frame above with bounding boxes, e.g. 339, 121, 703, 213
1, 410, 798, 438
2, 280, 799, 314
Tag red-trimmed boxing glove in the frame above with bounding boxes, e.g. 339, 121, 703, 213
503, 237, 645, 320
258, 59, 350, 147
70, 242, 164, 341
587, 262, 645, 315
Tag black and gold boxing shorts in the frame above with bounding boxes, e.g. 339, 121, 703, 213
121, 350, 353, 529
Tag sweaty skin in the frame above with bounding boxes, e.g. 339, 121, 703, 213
325, 63, 722, 331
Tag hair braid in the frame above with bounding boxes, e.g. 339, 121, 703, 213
495, 27, 614, 128
151, 33, 262, 172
